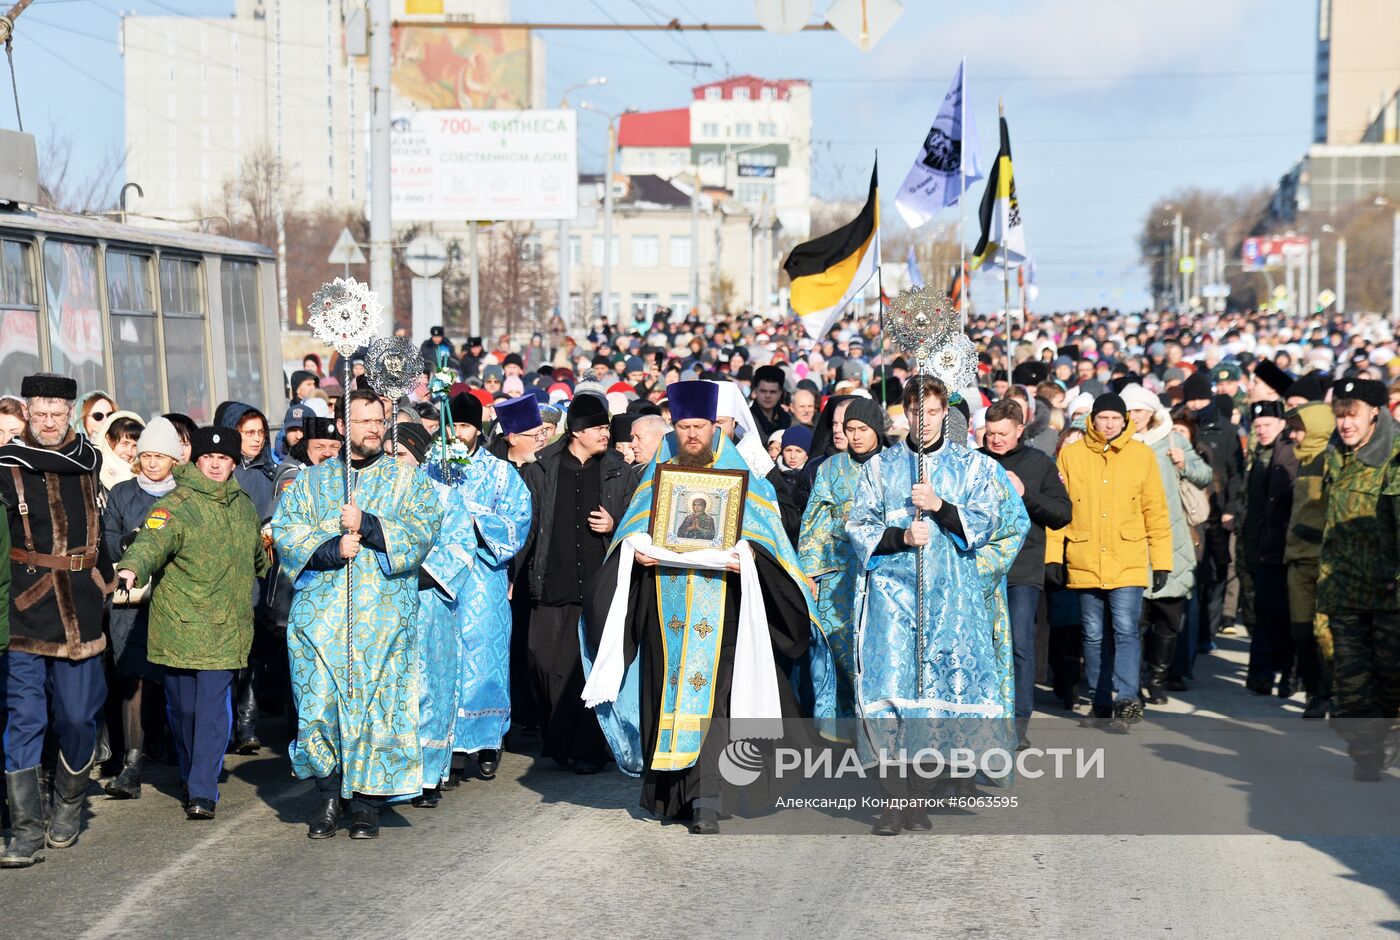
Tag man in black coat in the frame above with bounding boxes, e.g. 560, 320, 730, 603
1182, 372, 1245, 638
1241, 400, 1299, 696
1, 374, 114, 867
518, 394, 635, 772
979, 398, 1072, 748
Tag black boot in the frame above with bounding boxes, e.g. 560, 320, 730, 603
1302, 695, 1331, 721
307, 796, 342, 839
688, 807, 720, 835
1144, 631, 1178, 705
104, 749, 145, 800
477, 749, 500, 780
233, 669, 261, 754
46, 752, 93, 849
1, 767, 47, 868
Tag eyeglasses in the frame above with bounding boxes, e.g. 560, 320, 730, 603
349, 418, 386, 427
89, 411, 109, 423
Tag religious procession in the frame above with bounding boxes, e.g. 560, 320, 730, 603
5, 2, 1400, 932
2, 251, 1399, 861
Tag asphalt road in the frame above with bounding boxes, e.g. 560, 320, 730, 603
3, 636, 1398, 938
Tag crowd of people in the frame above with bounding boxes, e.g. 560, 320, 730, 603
1, 297, 1399, 861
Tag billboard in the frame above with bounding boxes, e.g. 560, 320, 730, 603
391, 26, 530, 110
1241, 235, 1310, 272
391, 110, 578, 222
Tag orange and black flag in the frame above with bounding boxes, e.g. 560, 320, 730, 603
783, 163, 880, 339
947, 261, 970, 311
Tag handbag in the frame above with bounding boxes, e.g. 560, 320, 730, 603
1178, 476, 1210, 528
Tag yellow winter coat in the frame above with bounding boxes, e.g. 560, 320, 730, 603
1045, 419, 1173, 590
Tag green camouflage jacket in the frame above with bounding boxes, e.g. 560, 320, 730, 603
1318, 416, 1400, 615
117, 462, 270, 670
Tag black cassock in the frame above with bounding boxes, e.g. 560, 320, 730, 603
583, 545, 817, 819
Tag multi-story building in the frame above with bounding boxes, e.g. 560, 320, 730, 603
121, 0, 533, 221
617, 76, 812, 238
1312, 0, 1400, 145
537, 173, 757, 325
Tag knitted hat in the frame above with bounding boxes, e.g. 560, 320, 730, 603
135, 417, 182, 460
1118, 383, 1159, 415
1181, 371, 1213, 402
191, 427, 241, 461
290, 370, 318, 394
842, 396, 888, 435
1091, 393, 1128, 418
395, 422, 433, 464
781, 425, 813, 452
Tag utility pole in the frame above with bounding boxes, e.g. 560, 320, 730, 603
1393, 210, 1400, 325
690, 167, 701, 315
1336, 236, 1346, 314
601, 117, 618, 325
1171, 213, 1182, 310
368, 0, 394, 333
469, 223, 481, 338
1308, 239, 1320, 316
557, 78, 606, 335
273, 0, 288, 330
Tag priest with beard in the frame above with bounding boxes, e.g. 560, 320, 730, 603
581, 381, 836, 835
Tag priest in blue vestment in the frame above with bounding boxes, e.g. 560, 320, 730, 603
847, 376, 1028, 836
272, 389, 443, 841
581, 381, 836, 835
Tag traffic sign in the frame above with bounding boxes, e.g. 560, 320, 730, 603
825, 0, 903, 51
1316, 288, 1336, 310
755, 0, 812, 33
404, 234, 448, 279
327, 227, 366, 266
1272, 285, 1289, 300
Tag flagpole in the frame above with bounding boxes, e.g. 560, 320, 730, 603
875, 150, 889, 409
1000, 98, 1011, 371
959, 56, 969, 327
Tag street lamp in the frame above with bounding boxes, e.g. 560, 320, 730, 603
555, 78, 607, 333
580, 102, 638, 328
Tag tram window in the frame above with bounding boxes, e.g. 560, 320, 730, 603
0, 239, 39, 397
159, 257, 209, 422
42, 241, 105, 397
220, 260, 263, 410
107, 250, 160, 419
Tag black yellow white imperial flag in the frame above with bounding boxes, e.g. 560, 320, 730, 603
783, 164, 879, 340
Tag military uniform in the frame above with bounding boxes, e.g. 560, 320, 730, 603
118, 438, 270, 816
1318, 380, 1400, 779
1284, 402, 1334, 716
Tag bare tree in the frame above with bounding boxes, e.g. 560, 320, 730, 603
36, 124, 124, 214
1138, 186, 1271, 308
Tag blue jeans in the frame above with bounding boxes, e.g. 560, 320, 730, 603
1007, 584, 1041, 734
1078, 587, 1145, 709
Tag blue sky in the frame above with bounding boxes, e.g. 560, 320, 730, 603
9, 0, 1317, 312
